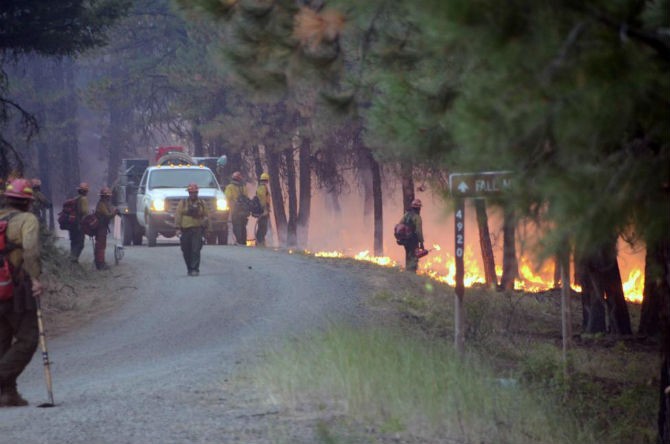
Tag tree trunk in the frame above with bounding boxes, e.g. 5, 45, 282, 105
284, 148, 298, 247
297, 138, 311, 247
599, 240, 633, 335
576, 239, 633, 335
653, 238, 670, 443
266, 149, 287, 246
362, 165, 373, 222
553, 255, 562, 288
475, 199, 497, 287
400, 162, 414, 211
370, 152, 383, 257
61, 57, 80, 191
500, 204, 518, 290
639, 241, 665, 336
192, 124, 204, 157
252, 145, 264, 180
106, 98, 130, 186
576, 253, 608, 333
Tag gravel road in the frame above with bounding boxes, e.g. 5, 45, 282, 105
0, 240, 374, 443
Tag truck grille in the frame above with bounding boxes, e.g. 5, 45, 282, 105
166, 197, 217, 214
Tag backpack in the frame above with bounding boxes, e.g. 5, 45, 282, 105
394, 213, 415, 245
81, 212, 99, 236
235, 193, 252, 218
58, 197, 78, 230
249, 195, 263, 217
0, 213, 18, 301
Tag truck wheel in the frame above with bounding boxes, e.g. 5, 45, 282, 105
146, 216, 158, 247
121, 217, 133, 246
217, 230, 228, 245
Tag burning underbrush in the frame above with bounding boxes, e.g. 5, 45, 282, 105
300, 244, 644, 303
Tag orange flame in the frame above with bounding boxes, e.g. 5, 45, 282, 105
307, 245, 644, 303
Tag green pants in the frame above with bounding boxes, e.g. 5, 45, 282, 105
0, 301, 38, 391
180, 227, 203, 273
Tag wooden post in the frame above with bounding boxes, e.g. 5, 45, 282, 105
454, 199, 465, 356
560, 252, 572, 378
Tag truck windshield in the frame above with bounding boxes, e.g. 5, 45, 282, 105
148, 169, 218, 189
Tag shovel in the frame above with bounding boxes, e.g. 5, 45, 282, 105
34, 296, 55, 407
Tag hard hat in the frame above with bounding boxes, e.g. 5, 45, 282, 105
231, 171, 243, 182
3, 178, 34, 200
216, 155, 227, 167
31, 178, 42, 188
78, 182, 90, 192
100, 186, 112, 196
260, 172, 269, 181
411, 198, 422, 209
187, 183, 199, 193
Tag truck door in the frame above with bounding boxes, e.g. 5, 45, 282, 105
136, 170, 148, 226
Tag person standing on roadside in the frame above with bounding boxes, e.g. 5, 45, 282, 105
175, 183, 209, 276
0, 179, 43, 407
224, 171, 249, 245
94, 186, 119, 270
68, 182, 89, 263
401, 198, 425, 273
30, 179, 51, 227
255, 172, 271, 247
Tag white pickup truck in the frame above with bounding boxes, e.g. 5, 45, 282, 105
136, 163, 229, 246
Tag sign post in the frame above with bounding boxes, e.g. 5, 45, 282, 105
449, 171, 514, 357
454, 198, 465, 356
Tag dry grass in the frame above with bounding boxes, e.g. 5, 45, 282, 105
39, 235, 133, 337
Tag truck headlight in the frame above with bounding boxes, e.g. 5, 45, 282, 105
216, 197, 228, 211
151, 198, 166, 212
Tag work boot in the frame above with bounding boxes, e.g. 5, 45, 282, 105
0, 387, 28, 407
96, 262, 110, 270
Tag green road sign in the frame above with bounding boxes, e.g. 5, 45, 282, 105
448, 171, 513, 197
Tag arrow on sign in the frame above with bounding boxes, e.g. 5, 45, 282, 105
457, 181, 469, 193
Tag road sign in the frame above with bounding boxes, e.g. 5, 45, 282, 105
448, 171, 513, 197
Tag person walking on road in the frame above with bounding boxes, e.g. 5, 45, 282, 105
68, 182, 89, 263
175, 183, 209, 276
0, 179, 44, 407
224, 171, 249, 246
255, 172, 271, 247
400, 198, 425, 273
94, 186, 119, 270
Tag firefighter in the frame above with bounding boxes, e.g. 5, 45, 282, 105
175, 183, 209, 276
68, 182, 89, 263
402, 198, 425, 273
255, 172, 271, 246
94, 187, 119, 270
0, 178, 43, 407
224, 171, 248, 245
30, 178, 51, 227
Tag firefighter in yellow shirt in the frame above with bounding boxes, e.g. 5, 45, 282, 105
224, 171, 248, 245
175, 183, 209, 276
255, 172, 271, 246
69, 182, 89, 263
0, 178, 44, 407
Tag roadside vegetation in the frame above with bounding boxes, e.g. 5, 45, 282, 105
251, 260, 658, 443
38, 233, 130, 337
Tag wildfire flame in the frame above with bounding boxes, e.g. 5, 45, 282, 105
308, 244, 644, 303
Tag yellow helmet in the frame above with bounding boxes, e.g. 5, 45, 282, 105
260, 172, 269, 181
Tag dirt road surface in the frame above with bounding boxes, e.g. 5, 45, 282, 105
0, 239, 377, 443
